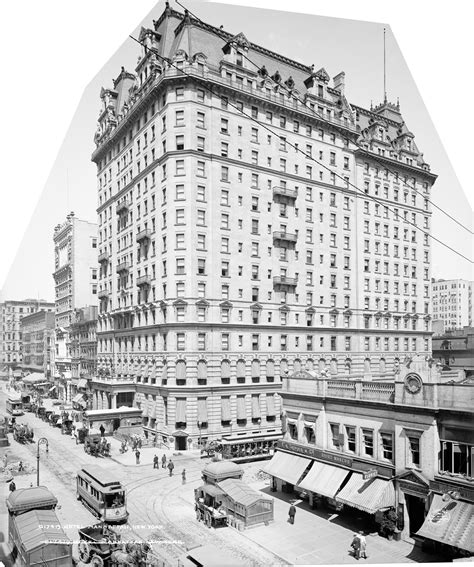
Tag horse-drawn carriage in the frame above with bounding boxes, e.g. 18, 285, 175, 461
12, 423, 34, 444
77, 524, 150, 566
84, 431, 111, 458
200, 440, 222, 458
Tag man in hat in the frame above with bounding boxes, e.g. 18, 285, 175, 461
153, 454, 159, 469
167, 459, 174, 477
288, 503, 296, 524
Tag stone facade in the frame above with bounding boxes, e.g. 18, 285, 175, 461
20, 310, 55, 376
0, 299, 54, 370
91, 5, 435, 449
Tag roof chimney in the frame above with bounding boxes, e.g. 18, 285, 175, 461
333, 72, 345, 94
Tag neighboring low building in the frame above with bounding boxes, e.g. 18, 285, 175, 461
0, 299, 54, 371
264, 356, 474, 560
70, 306, 98, 409
70, 305, 98, 380
432, 327, 474, 377
20, 311, 55, 378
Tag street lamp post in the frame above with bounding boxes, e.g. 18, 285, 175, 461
36, 437, 49, 487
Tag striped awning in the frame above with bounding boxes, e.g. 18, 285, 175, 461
336, 473, 395, 514
266, 395, 276, 416
197, 398, 208, 423
297, 461, 350, 498
236, 396, 246, 420
416, 494, 474, 553
221, 397, 231, 421
73, 394, 85, 403
175, 399, 187, 422
251, 395, 261, 418
264, 451, 311, 485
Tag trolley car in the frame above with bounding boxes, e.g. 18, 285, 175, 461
76, 466, 128, 524
6, 397, 24, 417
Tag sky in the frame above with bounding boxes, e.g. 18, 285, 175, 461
0, 0, 472, 302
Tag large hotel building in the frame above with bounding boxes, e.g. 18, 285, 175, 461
91, 4, 436, 451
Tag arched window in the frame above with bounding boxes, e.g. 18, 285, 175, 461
345, 358, 351, 374
318, 358, 326, 373
251, 359, 260, 379
280, 358, 288, 377
306, 358, 314, 371
266, 359, 275, 380
176, 360, 186, 383
161, 362, 168, 383
293, 358, 302, 373
379, 358, 386, 373
364, 358, 371, 373
197, 360, 207, 382
236, 359, 246, 379
221, 359, 231, 379
330, 358, 338, 375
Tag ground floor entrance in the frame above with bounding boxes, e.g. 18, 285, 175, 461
175, 434, 187, 451
405, 493, 426, 535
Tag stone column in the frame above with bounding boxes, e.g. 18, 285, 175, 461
111, 393, 117, 409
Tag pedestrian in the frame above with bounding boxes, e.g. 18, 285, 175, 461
161, 454, 167, 469
135, 449, 140, 465
351, 533, 361, 559
288, 503, 296, 524
99, 424, 105, 438
358, 531, 368, 559
182, 468, 186, 484
153, 454, 159, 469
18, 461, 24, 472
167, 459, 174, 477
9, 481, 16, 492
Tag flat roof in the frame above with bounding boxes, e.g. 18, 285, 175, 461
79, 466, 123, 488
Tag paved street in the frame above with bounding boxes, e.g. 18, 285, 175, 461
0, 386, 446, 565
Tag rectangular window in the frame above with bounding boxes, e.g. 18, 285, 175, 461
176, 333, 185, 351
408, 436, 420, 467
381, 433, 393, 461
346, 426, 356, 453
362, 429, 374, 457
175, 110, 184, 126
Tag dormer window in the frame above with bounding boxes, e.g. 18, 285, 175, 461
378, 128, 384, 140
407, 139, 412, 151
318, 84, 324, 97
236, 51, 243, 66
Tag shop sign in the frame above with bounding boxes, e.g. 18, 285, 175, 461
278, 440, 353, 468
430, 480, 474, 503
363, 468, 378, 481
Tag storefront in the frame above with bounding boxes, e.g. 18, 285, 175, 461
265, 440, 396, 523
416, 479, 474, 560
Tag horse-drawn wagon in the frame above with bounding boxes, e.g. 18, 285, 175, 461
12, 423, 34, 444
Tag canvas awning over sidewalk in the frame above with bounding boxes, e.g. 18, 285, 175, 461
335, 472, 395, 514
416, 494, 474, 553
297, 460, 350, 498
264, 450, 311, 485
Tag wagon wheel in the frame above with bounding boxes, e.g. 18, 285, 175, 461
90, 554, 104, 567
78, 540, 90, 562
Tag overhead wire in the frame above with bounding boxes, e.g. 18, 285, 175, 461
127, 26, 473, 265
176, 0, 474, 237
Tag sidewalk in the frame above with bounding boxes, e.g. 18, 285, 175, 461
239, 482, 444, 565
108, 439, 203, 467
